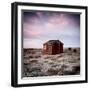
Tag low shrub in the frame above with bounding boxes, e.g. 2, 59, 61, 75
73, 49, 77, 53
68, 47, 72, 51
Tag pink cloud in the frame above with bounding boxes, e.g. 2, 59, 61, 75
23, 23, 43, 39
45, 14, 79, 31
45, 14, 69, 30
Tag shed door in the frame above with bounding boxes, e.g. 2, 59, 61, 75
53, 43, 60, 54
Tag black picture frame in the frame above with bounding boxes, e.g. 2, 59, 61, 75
11, 2, 88, 87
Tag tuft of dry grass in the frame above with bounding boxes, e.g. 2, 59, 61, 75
47, 68, 59, 75
44, 56, 51, 59
29, 60, 38, 63
57, 54, 63, 58
29, 55, 41, 58
51, 58, 56, 61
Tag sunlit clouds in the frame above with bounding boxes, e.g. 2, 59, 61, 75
23, 11, 80, 48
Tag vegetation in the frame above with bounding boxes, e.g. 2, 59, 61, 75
23, 48, 80, 77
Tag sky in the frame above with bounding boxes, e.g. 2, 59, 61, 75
23, 11, 80, 48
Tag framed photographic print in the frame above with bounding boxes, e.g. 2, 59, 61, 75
11, 2, 88, 87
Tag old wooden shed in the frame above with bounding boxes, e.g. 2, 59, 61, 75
43, 40, 63, 55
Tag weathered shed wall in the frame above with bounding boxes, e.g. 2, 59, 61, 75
43, 40, 63, 55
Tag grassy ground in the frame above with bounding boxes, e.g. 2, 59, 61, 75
22, 48, 80, 77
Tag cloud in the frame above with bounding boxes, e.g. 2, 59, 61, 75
23, 23, 44, 39
23, 11, 80, 48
